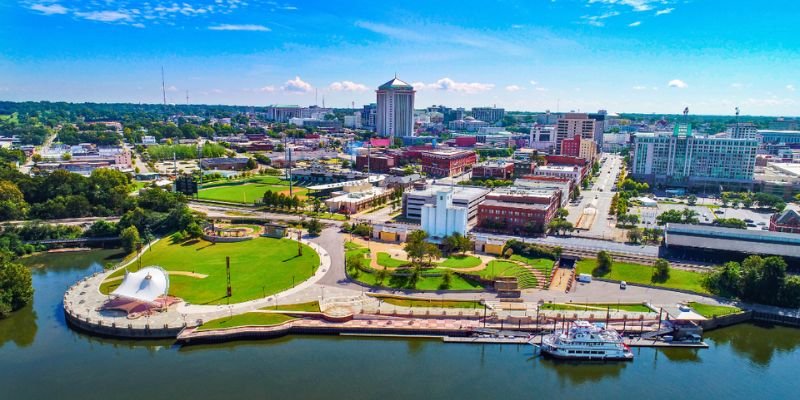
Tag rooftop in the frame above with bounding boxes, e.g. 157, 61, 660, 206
378, 77, 414, 90
665, 223, 800, 258
480, 199, 550, 211
406, 184, 489, 200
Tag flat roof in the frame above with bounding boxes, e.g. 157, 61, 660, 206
665, 223, 800, 258
406, 184, 489, 201
480, 199, 550, 210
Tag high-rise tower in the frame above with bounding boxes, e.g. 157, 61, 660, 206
376, 76, 415, 143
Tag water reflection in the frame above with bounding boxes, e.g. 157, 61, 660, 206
0, 303, 37, 348
658, 348, 702, 363
708, 322, 800, 366
539, 357, 627, 385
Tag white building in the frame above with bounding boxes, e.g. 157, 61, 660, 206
376, 76, 415, 141
421, 190, 467, 239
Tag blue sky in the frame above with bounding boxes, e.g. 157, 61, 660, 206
1, 0, 799, 115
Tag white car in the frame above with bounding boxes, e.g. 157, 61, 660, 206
619, 281, 627, 290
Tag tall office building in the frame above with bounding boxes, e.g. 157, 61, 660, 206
376, 76, 415, 141
556, 113, 596, 154
471, 107, 505, 124
631, 124, 758, 189
726, 122, 758, 139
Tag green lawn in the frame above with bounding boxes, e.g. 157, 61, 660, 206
540, 303, 653, 313
352, 267, 484, 291
378, 297, 483, 309
438, 255, 482, 269
377, 252, 410, 268
197, 312, 296, 331
688, 302, 742, 318
262, 301, 321, 312
576, 259, 709, 294
345, 241, 370, 259
480, 260, 538, 289
100, 236, 320, 305
198, 176, 308, 203
510, 255, 555, 274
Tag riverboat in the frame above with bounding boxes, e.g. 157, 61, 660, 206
537, 320, 634, 361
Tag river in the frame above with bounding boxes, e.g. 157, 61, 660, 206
1, 249, 799, 400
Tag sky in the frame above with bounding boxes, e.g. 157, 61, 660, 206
1, 0, 799, 116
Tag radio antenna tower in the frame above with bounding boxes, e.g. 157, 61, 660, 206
186, 90, 189, 106
161, 66, 167, 106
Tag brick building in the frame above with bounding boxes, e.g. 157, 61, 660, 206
477, 187, 560, 235
770, 210, 800, 234
472, 161, 515, 180
420, 149, 477, 178
356, 153, 396, 173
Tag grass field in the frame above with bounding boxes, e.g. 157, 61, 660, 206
262, 301, 321, 312
0, 113, 19, 123
198, 176, 308, 203
480, 260, 538, 289
100, 236, 320, 305
540, 303, 653, 313
510, 255, 555, 275
377, 252, 410, 268
354, 269, 484, 291
438, 255, 482, 269
688, 302, 741, 318
198, 312, 296, 331
377, 297, 483, 309
576, 259, 709, 294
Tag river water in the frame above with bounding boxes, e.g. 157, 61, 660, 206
2, 250, 799, 400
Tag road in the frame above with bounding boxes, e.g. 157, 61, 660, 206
3, 216, 120, 227
566, 153, 624, 239
19, 128, 58, 174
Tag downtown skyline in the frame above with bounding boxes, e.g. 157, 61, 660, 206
1, 0, 799, 116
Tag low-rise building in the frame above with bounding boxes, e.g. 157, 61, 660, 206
476, 187, 561, 235
403, 183, 489, 222
532, 165, 582, 185
769, 210, 800, 234
472, 160, 514, 180
514, 176, 572, 207
420, 149, 477, 178
324, 184, 392, 214
200, 158, 250, 170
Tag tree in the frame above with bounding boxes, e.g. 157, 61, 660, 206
556, 208, 569, 219
714, 218, 747, 229
404, 230, 429, 265
0, 180, 28, 221
627, 227, 643, 244
594, 251, 613, 276
0, 253, 33, 317
408, 265, 422, 288
306, 218, 322, 236
185, 222, 203, 239
441, 269, 453, 289
376, 266, 388, 285
246, 158, 257, 170
424, 243, 442, 264
61, 152, 71, 161
652, 259, 670, 283
120, 225, 141, 254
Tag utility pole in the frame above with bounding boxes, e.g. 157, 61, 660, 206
297, 230, 302, 256
161, 66, 167, 106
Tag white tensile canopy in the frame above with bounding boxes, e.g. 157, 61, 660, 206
111, 266, 170, 304
673, 310, 707, 321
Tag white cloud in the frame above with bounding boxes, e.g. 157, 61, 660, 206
529, 80, 538, 86
505, 85, 522, 92
581, 11, 620, 27
535, 87, 548, 92
413, 78, 494, 94
75, 10, 132, 22
787, 85, 796, 92
282, 76, 313, 93
655, 8, 675, 16
632, 85, 647, 90
166, 85, 178, 92
588, 0, 661, 12
29, 3, 69, 15
258, 86, 276, 92
329, 81, 368, 92
209, 24, 270, 31
628, 21, 641, 27
668, 79, 688, 89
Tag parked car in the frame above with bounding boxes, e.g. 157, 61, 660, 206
619, 281, 627, 290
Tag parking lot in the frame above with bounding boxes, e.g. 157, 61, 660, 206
633, 199, 776, 231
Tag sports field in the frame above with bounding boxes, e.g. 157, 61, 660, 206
198, 176, 308, 203
100, 236, 320, 305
